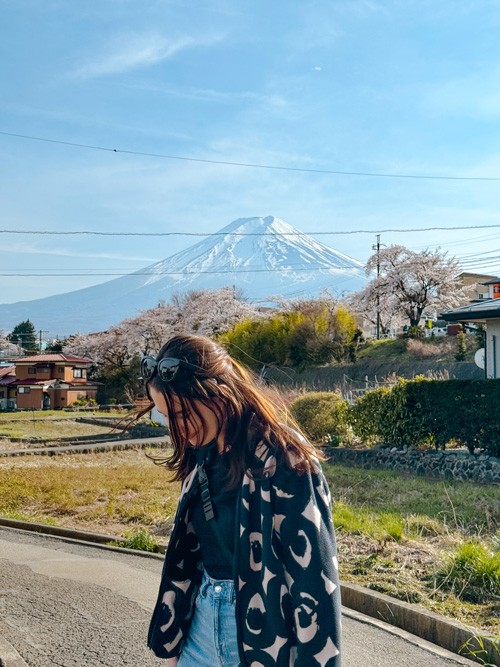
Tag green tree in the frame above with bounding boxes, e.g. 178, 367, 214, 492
45, 338, 68, 353
8, 320, 38, 352
95, 354, 143, 405
220, 299, 358, 370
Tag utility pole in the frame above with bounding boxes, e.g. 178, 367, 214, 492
372, 235, 381, 340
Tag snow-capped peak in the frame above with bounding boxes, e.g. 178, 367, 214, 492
0, 215, 367, 335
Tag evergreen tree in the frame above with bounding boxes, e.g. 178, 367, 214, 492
8, 320, 38, 352
45, 338, 67, 353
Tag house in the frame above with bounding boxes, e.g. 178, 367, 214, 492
457, 272, 498, 303
0, 365, 17, 411
13, 354, 98, 410
481, 277, 500, 300
441, 298, 500, 379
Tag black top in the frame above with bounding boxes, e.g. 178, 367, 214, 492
191, 442, 239, 580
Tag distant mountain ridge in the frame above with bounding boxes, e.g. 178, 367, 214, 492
0, 216, 366, 336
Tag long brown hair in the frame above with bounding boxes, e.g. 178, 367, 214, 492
142, 334, 323, 485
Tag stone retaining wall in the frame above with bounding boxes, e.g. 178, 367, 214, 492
327, 447, 500, 485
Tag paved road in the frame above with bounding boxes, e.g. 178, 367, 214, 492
0, 527, 476, 667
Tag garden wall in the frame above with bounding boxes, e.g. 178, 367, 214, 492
327, 447, 500, 485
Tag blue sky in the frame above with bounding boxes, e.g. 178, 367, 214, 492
2, 0, 500, 304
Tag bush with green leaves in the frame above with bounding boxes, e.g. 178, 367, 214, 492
72, 396, 97, 407
289, 391, 351, 445
219, 301, 358, 370
349, 386, 392, 446
350, 378, 500, 455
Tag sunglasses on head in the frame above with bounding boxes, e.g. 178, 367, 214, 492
140, 355, 200, 383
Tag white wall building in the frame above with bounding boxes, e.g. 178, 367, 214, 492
441, 299, 500, 379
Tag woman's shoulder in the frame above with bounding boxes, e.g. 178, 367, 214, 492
251, 425, 320, 477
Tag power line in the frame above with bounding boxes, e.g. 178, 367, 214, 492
3, 129, 500, 182
2, 224, 500, 237
0, 266, 364, 277
0, 260, 361, 274
456, 248, 500, 259
458, 255, 500, 265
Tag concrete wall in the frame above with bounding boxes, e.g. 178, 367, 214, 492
485, 318, 500, 379
327, 447, 500, 485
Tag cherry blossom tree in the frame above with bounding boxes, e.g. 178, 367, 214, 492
0, 331, 19, 358
353, 245, 467, 330
345, 283, 404, 336
64, 287, 259, 402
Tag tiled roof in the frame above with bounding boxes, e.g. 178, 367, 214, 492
15, 354, 92, 364
13, 378, 100, 387
13, 379, 53, 386
0, 366, 15, 378
0, 376, 17, 386
441, 298, 500, 322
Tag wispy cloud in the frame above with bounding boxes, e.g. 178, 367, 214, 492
71, 32, 223, 80
109, 80, 287, 108
422, 66, 500, 119
1, 242, 159, 263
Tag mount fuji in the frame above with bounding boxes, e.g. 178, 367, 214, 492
1, 216, 366, 336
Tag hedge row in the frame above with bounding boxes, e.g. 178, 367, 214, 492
289, 379, 500, 457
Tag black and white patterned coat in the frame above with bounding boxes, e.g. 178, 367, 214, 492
147, 435, 342, 666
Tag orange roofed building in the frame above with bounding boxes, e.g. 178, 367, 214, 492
13, 354, 98, 410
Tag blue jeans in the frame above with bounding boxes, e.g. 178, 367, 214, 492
177, 571, 240, 667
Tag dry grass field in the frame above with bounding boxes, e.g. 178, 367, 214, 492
0, 410, 127, 439
0, 410, 135, 449
0, 447, 498, 638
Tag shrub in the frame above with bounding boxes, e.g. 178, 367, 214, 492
350, 386, 392, 446
109, 528, 159, 553
401, 325, 425, 339
455, 331, 468, 361
72, 396, 97, 407
435, 541, 500, 603
349, 378, 500, 455
127, 422, 169, 438
289, 391, 351, 445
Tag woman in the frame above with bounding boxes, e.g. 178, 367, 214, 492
141, 334, 342, 667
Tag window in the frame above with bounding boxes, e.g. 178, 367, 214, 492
73, 368, 83, 378
28, 367, 36, 374
58, 367, 64, 374
18, 387, 31, 394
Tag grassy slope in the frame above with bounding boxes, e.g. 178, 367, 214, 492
356, 334, 477, 362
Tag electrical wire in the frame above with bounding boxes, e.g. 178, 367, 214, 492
0, 266, 365, 277
2, 130, 500, 182
2, 224, 500, 236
